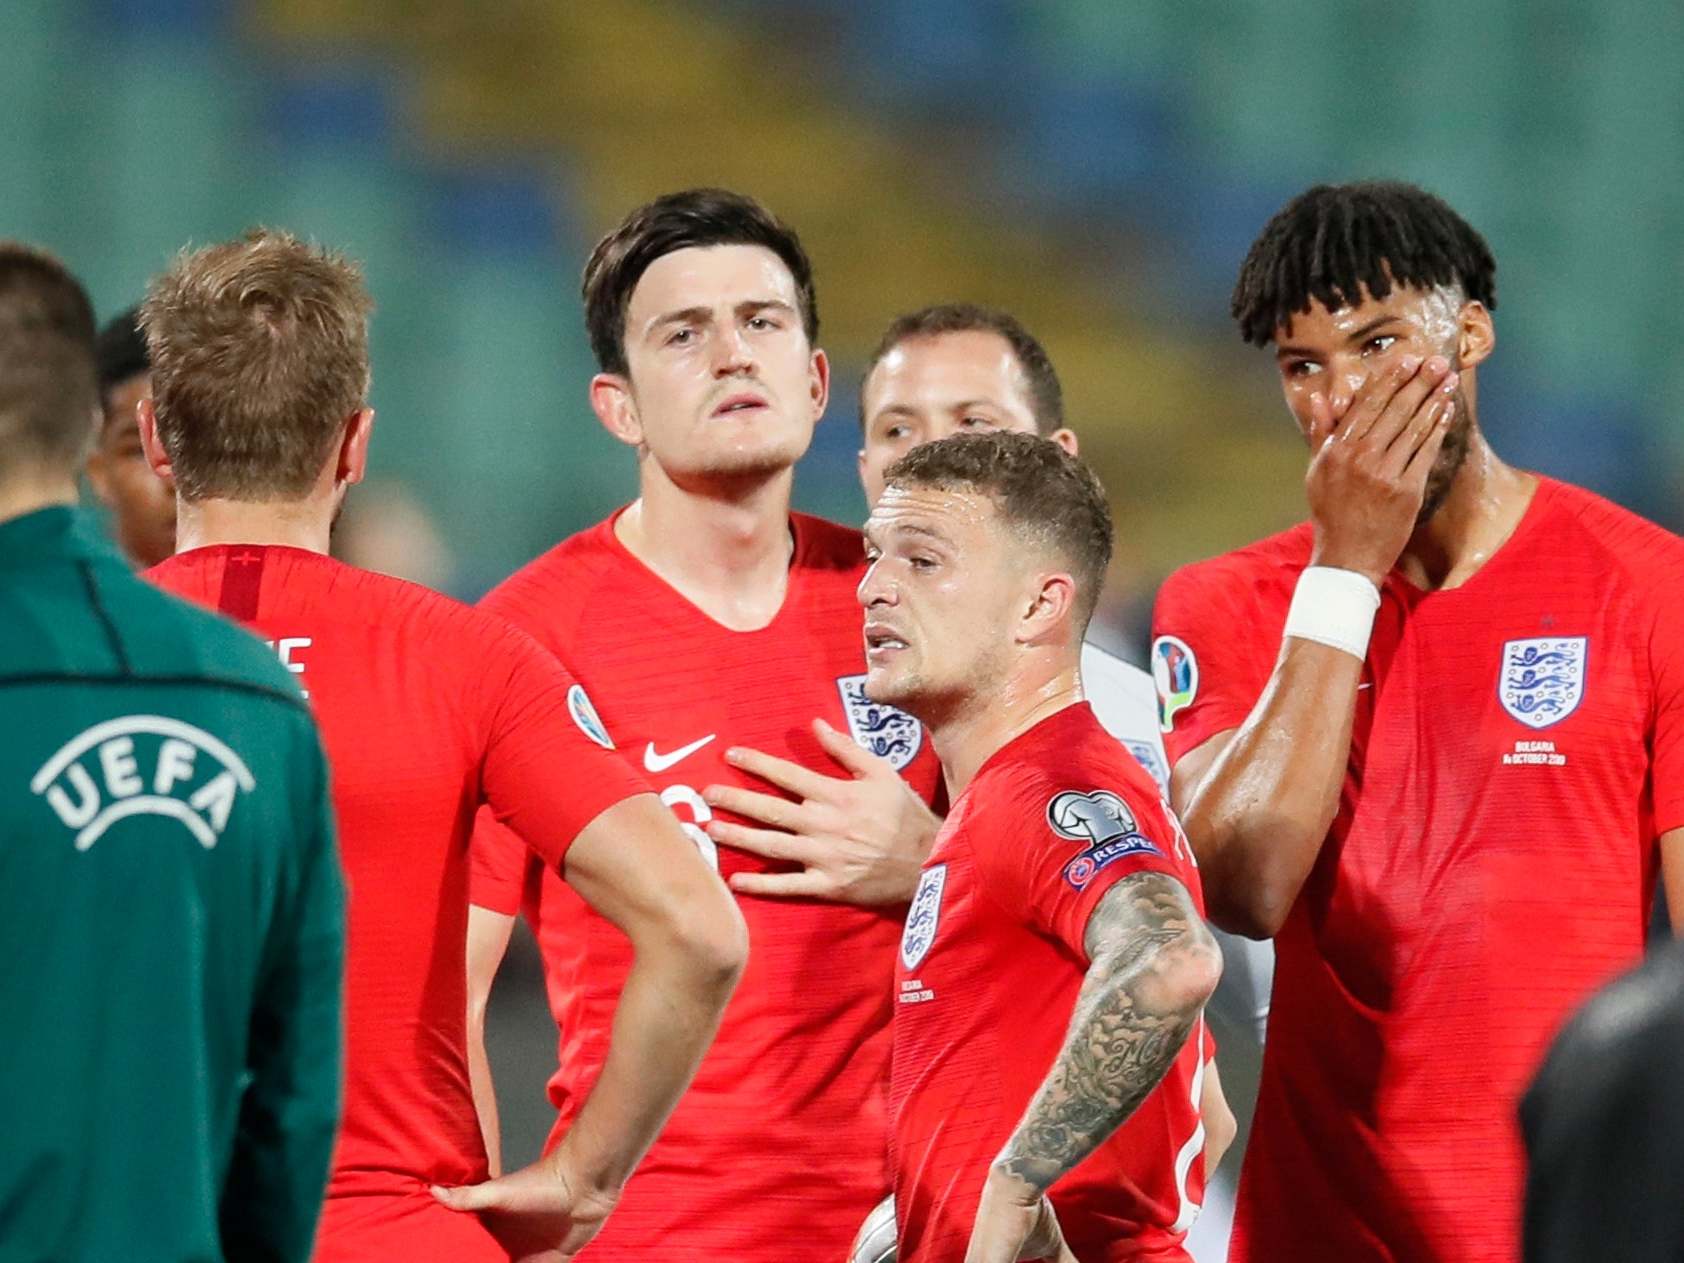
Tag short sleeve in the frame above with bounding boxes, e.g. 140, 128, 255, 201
1150, 565, 1275, 767
973, 771, 1188, 962
469, 808, 533, 916
478, 631, 653, 873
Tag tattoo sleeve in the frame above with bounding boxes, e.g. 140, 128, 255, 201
994, 870, 1220, 1193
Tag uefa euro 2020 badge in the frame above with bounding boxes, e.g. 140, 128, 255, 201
568, 684, 614, 750
1499, 636, 1587, 730
1151, 636, 1198, 735
836, 674, 923, 770
1047, 789, 1164, 890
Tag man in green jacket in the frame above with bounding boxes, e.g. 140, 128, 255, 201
0, 241, 345, 1261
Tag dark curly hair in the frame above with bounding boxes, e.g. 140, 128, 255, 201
1232, 181, 1496, 346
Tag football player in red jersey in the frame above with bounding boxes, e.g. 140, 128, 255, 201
1152, 180, 1684, 1261
138, 230, 746, 1262
865, 431, 1221, 1263
465, 190, 944, 1259
724, 303, 1244, 1261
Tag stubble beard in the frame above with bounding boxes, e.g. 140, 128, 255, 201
681, 411, 811, 488
1415, 384, 1474, 526
695, 440, 805, 483
867, 655, 967, 730
866, 644, 923, 705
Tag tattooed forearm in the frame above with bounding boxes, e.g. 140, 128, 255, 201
995, 871, 1221, 1193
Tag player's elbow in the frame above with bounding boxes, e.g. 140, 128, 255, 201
657, 879, 749, 998
1205, 885, 1291, 941
1183, 794, 1329, 940
1187, 824, 1301, 939
1163, 922, 1225, 1015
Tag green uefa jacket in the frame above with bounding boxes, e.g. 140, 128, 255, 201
0, 506, 345, 1263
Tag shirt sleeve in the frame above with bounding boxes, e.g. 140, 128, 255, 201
973, 769, 1188, 962
478, 629, 654, 873
221, 716, 345, 1263
1650, 574, 1684, 835
469, 807, 535, 916
1150, 564, 1274, 767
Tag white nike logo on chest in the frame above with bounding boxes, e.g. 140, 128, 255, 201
643, 734, 717, 773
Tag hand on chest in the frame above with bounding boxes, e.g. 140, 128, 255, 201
600, 675, 928, 880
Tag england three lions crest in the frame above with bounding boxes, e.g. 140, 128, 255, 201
1500, 636, 1587, 730
836, 675, 923, 770
901, 864, 947, 970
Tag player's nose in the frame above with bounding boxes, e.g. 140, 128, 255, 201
711, 325, 756, 377
857, 560, 895, 608
1329, 366, 1366, 419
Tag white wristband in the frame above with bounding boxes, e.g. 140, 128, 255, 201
1283, 566, 1381, 661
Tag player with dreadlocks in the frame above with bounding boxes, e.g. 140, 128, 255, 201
1150, 180, 1684, 1260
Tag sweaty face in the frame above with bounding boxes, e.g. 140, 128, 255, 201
618, 244, 825, 484
858, 484, 1021, 719
859, 331, 1043, 504
86, 374, 175, 567
1274, 284, 1477, 523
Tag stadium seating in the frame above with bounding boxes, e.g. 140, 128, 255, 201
10, 0, 1679, 604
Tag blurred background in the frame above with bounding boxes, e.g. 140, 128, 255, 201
11, 0, 1681, 1172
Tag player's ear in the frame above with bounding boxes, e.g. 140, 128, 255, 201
1049, 427, 1079, 457
590, 373, 643, 448
1019, 570, 1077, 646
808, 347, 830, 418
339, 408, 376, 486
1456, 301, 1495, 370
137, 397, 173, 482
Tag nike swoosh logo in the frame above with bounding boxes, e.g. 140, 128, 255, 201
644, 734, 717, 773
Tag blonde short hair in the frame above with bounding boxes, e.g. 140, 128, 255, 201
141, 229, 372, 502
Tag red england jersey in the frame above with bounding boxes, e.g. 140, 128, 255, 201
1150, 477, 1684, 1262
891, 703, 1209, 1263
469, 511, 944, 1260
148, 546, 650, 1263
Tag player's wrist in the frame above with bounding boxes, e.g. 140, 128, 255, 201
1306, 539, 1390, 589
985, 1159, 1049, 1204
1284, 566, 1381, 662
545, 1130, 629, 1208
